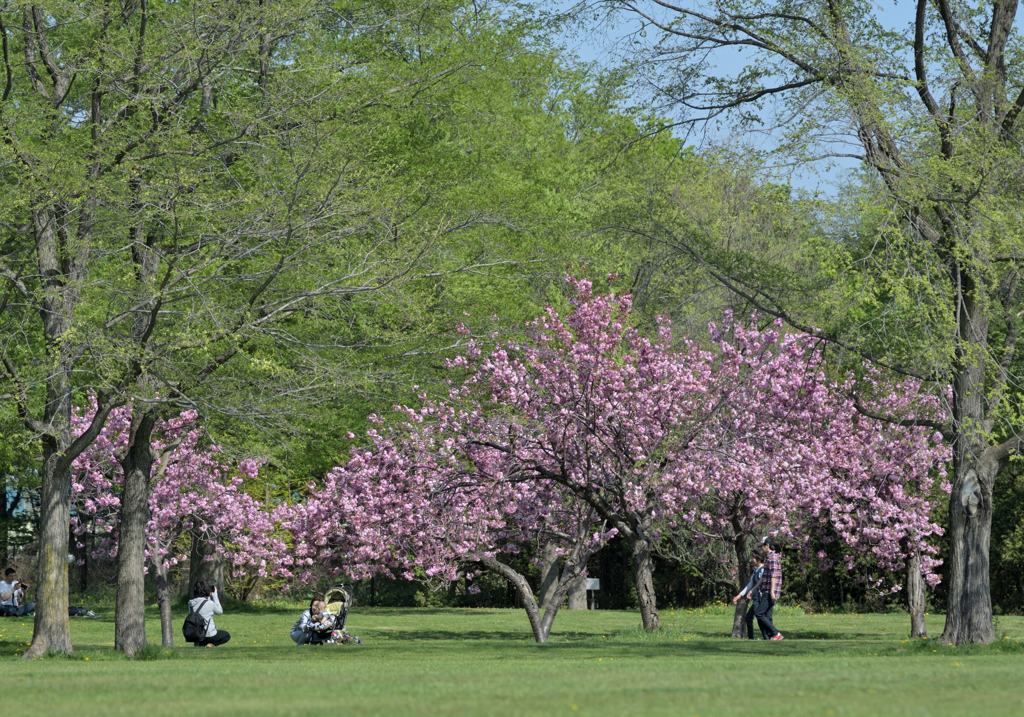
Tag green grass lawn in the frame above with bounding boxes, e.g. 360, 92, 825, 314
3, 601, 1024, 716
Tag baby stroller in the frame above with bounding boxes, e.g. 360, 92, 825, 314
309, 583, 357, 645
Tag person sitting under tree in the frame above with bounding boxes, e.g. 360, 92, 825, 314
188, 580, 230, 647
0, 568, 34, 617
291, 597, 329, 645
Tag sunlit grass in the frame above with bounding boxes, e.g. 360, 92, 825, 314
2, 601, 1024, 715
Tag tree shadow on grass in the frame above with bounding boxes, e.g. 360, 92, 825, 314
350, 608, 519, 617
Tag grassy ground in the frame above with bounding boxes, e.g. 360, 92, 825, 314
3, 600, 1024, 716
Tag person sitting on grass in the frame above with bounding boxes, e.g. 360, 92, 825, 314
291, 597, 328, 645
732, 553, 768, 639
0, 568, 34, 617
188, 580, 230, 647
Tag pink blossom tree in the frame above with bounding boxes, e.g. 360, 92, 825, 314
296, 277, 949, 636
71, 405, 292, 646
288, 404, 617, 643
656, 320, 949, 637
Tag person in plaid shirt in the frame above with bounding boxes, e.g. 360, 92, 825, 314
755, 537, 783, 641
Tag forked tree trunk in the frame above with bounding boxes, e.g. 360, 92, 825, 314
114, 412, 158, 657
629, 534, 660, 632
905, 547, 927, 638
153, 559, 175, 646
479, 552, 593, 643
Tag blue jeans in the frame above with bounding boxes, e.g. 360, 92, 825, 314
754, 597, 779, 638
0, 602, 33, 617
745, 599, 773, 639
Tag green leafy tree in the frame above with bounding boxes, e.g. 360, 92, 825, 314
598, 0, 1024, 644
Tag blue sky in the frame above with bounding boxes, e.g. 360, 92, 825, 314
547, 1, 919, 194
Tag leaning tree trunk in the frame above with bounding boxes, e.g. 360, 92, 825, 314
25, 442, 74, 658
628, 532, 660, 632
905, 547, 927, 638
114, 412, 158, 658
941, 284, 997, 646
480, 549, 594, 643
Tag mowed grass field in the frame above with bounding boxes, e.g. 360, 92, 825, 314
3, 601, 1024, 716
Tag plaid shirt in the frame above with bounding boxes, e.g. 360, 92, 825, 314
758, 551, 782, 601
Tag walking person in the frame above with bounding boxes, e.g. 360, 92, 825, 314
188, 580, 231, 647
731, 554, 767, 639
754, 537, 783, 641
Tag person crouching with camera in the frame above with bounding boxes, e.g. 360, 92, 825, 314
189, 580, 231, 647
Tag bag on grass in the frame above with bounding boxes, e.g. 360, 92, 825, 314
182, 598, 209, 642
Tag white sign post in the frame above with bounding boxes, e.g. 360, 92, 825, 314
585, 578, 600, 610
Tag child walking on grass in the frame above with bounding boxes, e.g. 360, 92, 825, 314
732, 553, 769, 639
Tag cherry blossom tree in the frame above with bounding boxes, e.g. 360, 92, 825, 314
657, 321, 950, 637
288, 404, 617, 643
71, 405, 292, 646
295, 277, 949, 636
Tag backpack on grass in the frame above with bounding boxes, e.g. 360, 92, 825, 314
182, 599, 209, 643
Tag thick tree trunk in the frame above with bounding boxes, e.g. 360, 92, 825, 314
538, 542, 559, 610
566, 573, 587, 610
628, 534, 660, 631
25, 445, 73, 658
941, 283, 997, 646
186, 530, 225, 597
24, 207, 76, 660
941, 455, 997, 645
153, 559, 174, 647
731, 529, 751, 639
905, 548, 927, 638
114, 412, 158, 657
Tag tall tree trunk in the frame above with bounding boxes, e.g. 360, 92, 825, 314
941, 281, 997, 645
905, 547, 927, 639
24, 206, 76, 659
114, 411, 158, 657
538, 542, 559, 610
628, 534, 660, 632
25, 443, 73, 658
152, 558, 174, 647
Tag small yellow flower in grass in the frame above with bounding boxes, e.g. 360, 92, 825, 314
570, 706, 578, 712
85, 658, 89, 661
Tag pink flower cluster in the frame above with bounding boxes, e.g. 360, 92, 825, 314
291, 277, 949, 592
70, 404, 292, 580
